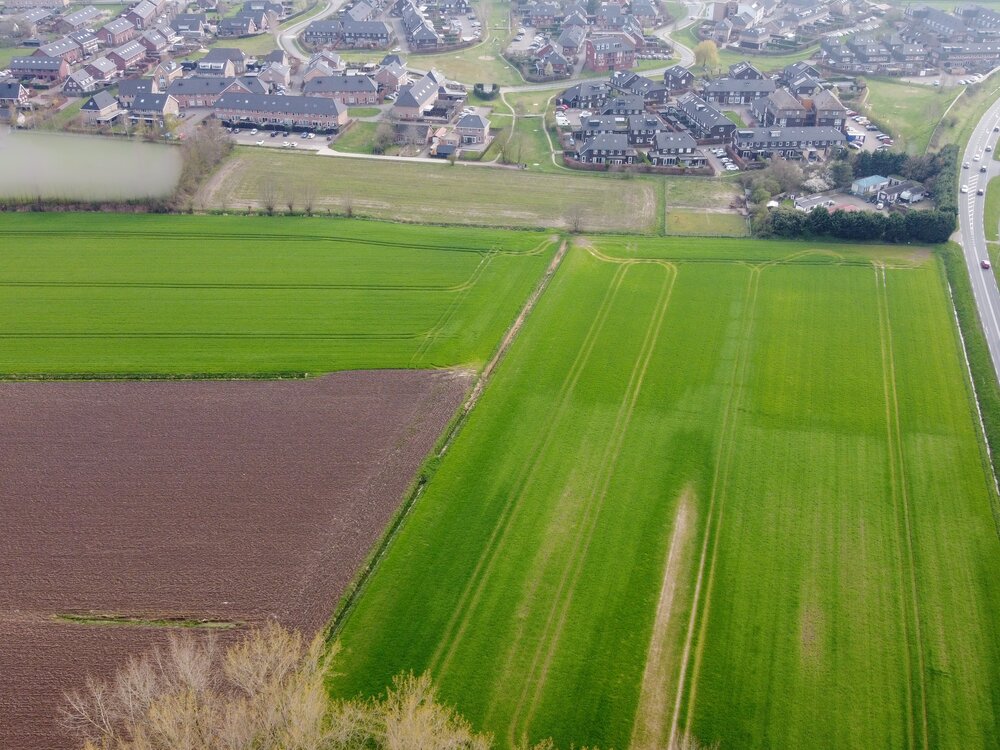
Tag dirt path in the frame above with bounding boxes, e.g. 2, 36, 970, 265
630, 489, 696, 750
194, 156, 240, 209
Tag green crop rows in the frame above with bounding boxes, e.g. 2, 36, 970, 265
0, 214, 555, 376
331, 238, 1000, 749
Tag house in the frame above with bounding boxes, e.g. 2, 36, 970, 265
631, 0, 658, 24
125, 0, 159, 30
393, 121, 431, 146
558, 24, 586, 56
375, 61, 408, 93
62, 67, 97, 95
393, 72, 439, 119
702, 76, 776, 104
129, 92, 178, 123
574, 132, 638, 164
107, 40, 147, 70
851, 173, 890, 196
536, 48, 571, 76
197, 48, 247, 76
9, 55, 69, 82
0, 81, 31, 107
585, 33, 637, 72
115, 76, 155, 107
626, 112, 664, 145
165, 76, 247, 107
138, 29, 170, 57
576, 114, 629, 140
218, 14, 261, 37
728, 61, 764, 79
808, 88, 847, 130
151, 60, 183, 89
602, 93, 645, 115
649, 131, 705, 167
409, 22, 441, 48
525, 1, 561, 29
455, 112, 490, 143
80, 89, 121, 123
236, 75, 268, 95
877, 177, 926, 204
213, 92, 349, 130
16, 9, 55, 37
303, 74, 379, 104
257, 62, 291, 89
784, 71, 822, 97
304, 18, 394, 47
171, 12, 208, 38
34, 37, 82, 63
740, 26, 770, 49
610, 70, 670, 105
68, 29, 100, 55
98, 18, 137, 47
663, 64, 695, 93
559, 80, 611, 108
666, 91, 735, 141
734, 126, 847, 160
85, 56, 118, 82
56, 5, 100, 32
750, 88, 808, 127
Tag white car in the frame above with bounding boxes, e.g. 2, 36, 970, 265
250, 128, 258, 135
726, 164, 739, 171
282, 141, 290, 147
256, 139, 263, 145
962, 185, 969, 193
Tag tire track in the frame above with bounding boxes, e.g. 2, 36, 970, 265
668, 265, 760, 748
427, 260, 633, 678
875, 263, 930, 750
507, 262, 677, 747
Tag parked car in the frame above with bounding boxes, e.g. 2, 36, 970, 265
250, 128, 258, 135
255, 139, 263, 145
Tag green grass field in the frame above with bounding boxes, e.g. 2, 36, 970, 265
330, 236, 1000, 749
864, 78, 959, 154
669, 25, 819, 72
331, 121, 380, 153
0, 213, 555, 376
202, 148, 662, 232
666, 209, 748, 236
985, 176, 1000, 243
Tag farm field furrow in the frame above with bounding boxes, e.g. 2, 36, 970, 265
0, 213, 555, 376
331, 238, 1000, 749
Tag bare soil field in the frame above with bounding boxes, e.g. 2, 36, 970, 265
0, 371, 468, 750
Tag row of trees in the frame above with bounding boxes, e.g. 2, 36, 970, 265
759, 204, 956, 244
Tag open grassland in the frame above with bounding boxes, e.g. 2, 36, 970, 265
200, 148, 661, 231
0, 213, 554, 376
664, 176, 742, 210
669, 25, 818, 71
864, 78, 958, 154
665, 209, 748, 236
331, 236, 1000, 749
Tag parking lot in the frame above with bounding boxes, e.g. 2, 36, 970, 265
229, 126, 330, 152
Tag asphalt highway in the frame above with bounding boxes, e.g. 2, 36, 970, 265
958, 96, 1000, 377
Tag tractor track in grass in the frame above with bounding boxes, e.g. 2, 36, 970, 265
669, 264, 761, 748
508, 261, 678, 747
875, 263, 930, 750
410, 248, 499, 366
428, 258, 632, 678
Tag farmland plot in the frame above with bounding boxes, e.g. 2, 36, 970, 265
0, 213, 555, 376
331, 238, 1000, 749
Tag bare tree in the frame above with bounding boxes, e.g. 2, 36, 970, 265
260, 179, 277, 215
61, 624, 499, 750
565, 204, 584, 233
342, 190, 354, 218
302, 183, 317, 216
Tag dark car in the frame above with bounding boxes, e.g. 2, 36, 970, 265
978, 188, 985, 196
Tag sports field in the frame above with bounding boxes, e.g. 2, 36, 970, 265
0, 214, 555, 375
331, 237, 1000, 749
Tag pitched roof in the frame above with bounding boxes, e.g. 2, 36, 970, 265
457, 112, 489, 129
10, 55, 64, 70
102, 18, 135, 35
303, 74, 377, 94
131, 93, 174, 112
214, 92, 346, 116
167, 76, 239, 95
653, 131, 697, 150
82, 90, 118, 110
394, 72, 438, 108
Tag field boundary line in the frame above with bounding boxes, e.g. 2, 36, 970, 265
669, 265, 760, 748
324, 239, 567, 642
508, 262, 678, 746
875, 264, 930, 750
429, 253, 632, 677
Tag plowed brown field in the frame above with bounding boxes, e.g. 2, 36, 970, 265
0, 371, 469, 750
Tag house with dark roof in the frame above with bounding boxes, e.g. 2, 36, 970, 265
197, 48, 248, 76
649, 131, 705, 167
115, 76, 155, 106
34, 36, 82, 63
129, 92, 178, 123
728, 61, 764, 79
666, 91, 735, 141
750, 88, 808, 127
610, 70, 669, 105
107, 40, 146, 70
808, 88, 847, 130
68, 28, 100, 55
9, 55, 69, 82
574, 132, 638, 164
171, 13, 208, 38
558, 24, 586, 56
559, 80, 611, 108
702, 76, 776, 104
455, 112, 490, 143
392, 72, 439, 119
166, 76, 248, 107
138, 29, 170, 56
99, 18, 137, 47
626, 112, 665, 145
81, 89, 121, 123
56, 5, 100, 32
602, 93, 645, 115
218, 14, 262, 38
213, 92, 349, 129
663, 64, 694, 93
734, 126, 846, 160
0, 80, 31, 107
125, 0, 159, 30
303, 74, 379, 104
63, 67, 97, 95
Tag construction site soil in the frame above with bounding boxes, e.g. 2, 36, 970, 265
0, 371, 468, 750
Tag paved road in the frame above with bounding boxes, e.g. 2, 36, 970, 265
957, 96, 1000, 377
278, 0, 347, 61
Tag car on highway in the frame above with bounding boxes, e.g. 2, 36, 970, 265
964, 162, 970, 168
962, 185, 969, 193
982, 259, 992, 270
979, 188, 985, 195
988, 145, 994, 152
975, 154, 981, 160
982, 166, 988, 172
995, 126, 1000, 132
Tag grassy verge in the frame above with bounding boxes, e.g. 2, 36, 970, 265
863, 78, 958, 155
986, 177, 1000, 243
55, 613, 239, 629
723, 110, 746, 127
332, 121, 379, 153
347, 107, 381, 118
665, 209, 748, 236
